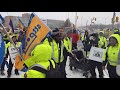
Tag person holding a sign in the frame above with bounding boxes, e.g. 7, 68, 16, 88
6, 34, 21, 78
102, 34, 120, 78
89, 33, 104, 78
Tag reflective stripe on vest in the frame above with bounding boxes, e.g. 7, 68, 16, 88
99, 37, 105, 48
51, 41, 64, 63
51, 42, 57, 61
108, 60, 118, 64
29, 64, 47, 70
63, 37, 69, 51
60, 42, 64, 62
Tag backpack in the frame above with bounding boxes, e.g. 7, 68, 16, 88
30, 60, 63, 78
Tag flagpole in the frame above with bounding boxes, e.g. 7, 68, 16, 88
7, 12, 11, 33
7, 12, 11, 30
0, 23, 24, 61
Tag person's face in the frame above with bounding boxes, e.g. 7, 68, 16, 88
54, 33, 63, 42
60, 32, 66, 39
12, 36, 17, 42
6, 28, 10, 32
92, 36, 96, 41
99, 32, 103, 36
109, 37, 118, 46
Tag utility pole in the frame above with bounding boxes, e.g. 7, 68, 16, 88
86, 20, 88, 30
75, 12, 77, 29
81, 16, 83, 27
112, 12, 116, 33
68, 12, 70, 27
68, 12, 69, 19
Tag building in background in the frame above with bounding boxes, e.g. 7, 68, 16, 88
4, 13, 65, 32
4, 13, 31, 28
47, 19, 64, 30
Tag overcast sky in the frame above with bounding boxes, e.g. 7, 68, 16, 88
0, 12, 120, 27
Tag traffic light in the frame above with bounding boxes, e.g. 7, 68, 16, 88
116, 16, 119, 22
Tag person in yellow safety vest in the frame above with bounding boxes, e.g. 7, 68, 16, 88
59, 28, 72, 53
88, 33, 104, 78
60, 28, 72, 78
23, 44, 56, 78
42, 28, 64, 64
63, 34, 72, 53
102, 34, 120, 78
81, 34, 84, 42
63, 33, 74, 71
3, 34, 9, 44
6, 34, 21, 78
98, 31, 107, 49
42, 28, 74, 78
42, 28, 65, 77
0, 28, 9, 44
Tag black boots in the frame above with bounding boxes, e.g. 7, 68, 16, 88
1, 70, 5, 76
15, 69, 19, 75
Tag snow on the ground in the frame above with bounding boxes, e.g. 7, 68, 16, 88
0, 64, 25, 78
66, 57, 87, 78
66, 57, 109, 78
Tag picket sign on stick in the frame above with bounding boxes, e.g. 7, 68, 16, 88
0, 23, 24, 61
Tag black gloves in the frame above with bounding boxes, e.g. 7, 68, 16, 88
23, 63, 28, 69
102, 60, 108, 66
